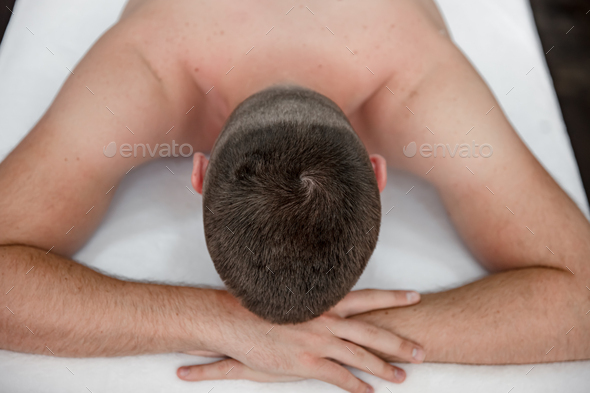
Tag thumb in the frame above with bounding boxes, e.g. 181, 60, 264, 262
331, 289, 420, 317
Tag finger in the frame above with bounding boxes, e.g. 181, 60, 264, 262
306, 358, 374, 393
182, 350, 226, 357
327, 340, 406, 384
331, 318, 425, 363
331, 289, 420, 317
177, 359, 300, 383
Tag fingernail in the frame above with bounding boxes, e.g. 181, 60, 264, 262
406, 291, 420, 302
394, 367, 406, 381
178, 367, 190, 377
365, 386, 374, 393
412, 347, 425, 362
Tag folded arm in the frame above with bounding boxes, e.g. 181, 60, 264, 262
0, 19, 208, 356
356, 267, 589, 363
0, 245, 224, 357
357, 24, 590, 363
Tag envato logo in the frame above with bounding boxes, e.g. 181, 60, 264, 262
403, 141, 493, 158
103, 141, 193, 158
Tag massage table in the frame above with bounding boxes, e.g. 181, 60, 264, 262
0, 0, 588, 391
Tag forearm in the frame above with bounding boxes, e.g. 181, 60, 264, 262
0, 245, 221, 357
355, 267, 590, 364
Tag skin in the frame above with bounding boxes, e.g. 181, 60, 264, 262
1, 0, 589, 391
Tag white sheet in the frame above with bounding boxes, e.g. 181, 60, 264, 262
0, 0, 588, 392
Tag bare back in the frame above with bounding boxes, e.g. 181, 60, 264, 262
118, 0, 450, 143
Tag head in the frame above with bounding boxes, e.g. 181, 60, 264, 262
192, 85, 387, 324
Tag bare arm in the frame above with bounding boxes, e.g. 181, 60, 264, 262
0, 245, 222, 357
0, 17, 207, 356
356, 268, 589, 363
357, 15, 590, 363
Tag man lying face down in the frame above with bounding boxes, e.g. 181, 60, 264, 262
4, 2, 589, 391
192, 86, 384, 324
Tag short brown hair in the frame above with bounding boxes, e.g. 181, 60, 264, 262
203, 85, 381, 324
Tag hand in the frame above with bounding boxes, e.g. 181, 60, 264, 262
177, 289, 424, 393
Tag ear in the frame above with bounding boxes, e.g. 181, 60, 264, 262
369, 154, 387, 193
191, 152, 209, 195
